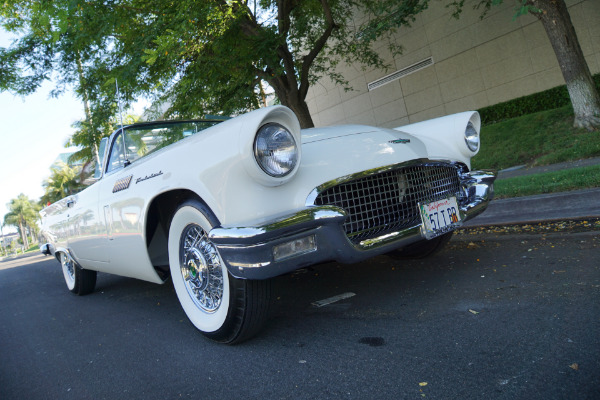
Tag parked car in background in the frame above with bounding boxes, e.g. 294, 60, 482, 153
40, 105, 496, 343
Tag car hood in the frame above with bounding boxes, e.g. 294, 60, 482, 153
300, 124, 422, 151
291, 125, 436, 201
300, 124, 429, 166
301, 125, 382, 144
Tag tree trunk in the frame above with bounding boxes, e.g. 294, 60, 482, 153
533, 0, 600, 130
283, 95, 315, 129
18, 219, 29, 250
269, 80, 315, 129
77, 54, 101, 164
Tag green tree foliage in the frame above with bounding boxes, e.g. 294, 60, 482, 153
66, 112, 138, 167
66, 118, 113, 167
1, 0, 396, 128
3, 194, 40, 250
0, 0, 130, 165
41, 162, 83, 206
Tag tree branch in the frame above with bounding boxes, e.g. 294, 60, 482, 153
299, 0, 337, 100
277, 0, 297, 36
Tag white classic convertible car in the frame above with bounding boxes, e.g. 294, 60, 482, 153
40, 105, 495, 343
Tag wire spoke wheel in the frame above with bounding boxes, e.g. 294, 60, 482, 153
180, 224, 224, 313
168, 201, 271, 344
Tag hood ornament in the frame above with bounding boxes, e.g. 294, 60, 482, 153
389, 138, 410, 144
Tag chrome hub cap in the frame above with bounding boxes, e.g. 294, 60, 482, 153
186, 248, 209, 292
62, 254, 75, 280
180, 224, 224, 313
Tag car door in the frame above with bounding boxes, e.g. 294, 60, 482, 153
62, 138, 109, 266
96, 130, 162, 283
66, 183, 108, 264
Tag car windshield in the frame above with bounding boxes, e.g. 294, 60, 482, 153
94, 137, 108, 179
106, 120, 222, 173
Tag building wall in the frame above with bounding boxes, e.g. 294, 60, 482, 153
305, 0, 600, 128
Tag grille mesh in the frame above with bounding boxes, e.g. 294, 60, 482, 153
313, 165, 462, 243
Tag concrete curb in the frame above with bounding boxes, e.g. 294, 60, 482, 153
464, 187, 600, 227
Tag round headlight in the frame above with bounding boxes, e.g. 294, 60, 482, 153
464, 121, 479, 152
254, 123, 298, 177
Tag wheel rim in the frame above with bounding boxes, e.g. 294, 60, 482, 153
179, 224, 224, 313
61, 253, 75, 288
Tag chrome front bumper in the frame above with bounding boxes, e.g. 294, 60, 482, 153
209, 170, 496, 280
40, 243, 53, 256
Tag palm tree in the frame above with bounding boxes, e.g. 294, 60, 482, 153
65, 112, 138, 178
3, 194, 38, 250
41, 162, 83, 206
66, 118, 113, 167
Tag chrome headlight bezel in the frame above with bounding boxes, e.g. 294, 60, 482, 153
464, 121, 480, 153
253, 123, 299, 178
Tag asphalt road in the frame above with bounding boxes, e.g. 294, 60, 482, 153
1, 231, 598, 400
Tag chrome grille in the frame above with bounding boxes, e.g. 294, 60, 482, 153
313, 164, 462, 243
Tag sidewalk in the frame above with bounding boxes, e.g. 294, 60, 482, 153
464, 157, 600, 227
0, 251, 43, 263
496, 156, 600, 180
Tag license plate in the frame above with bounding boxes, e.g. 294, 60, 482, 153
419, 197, 461, 239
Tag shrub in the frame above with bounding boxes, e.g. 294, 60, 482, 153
478, 74, 600, 124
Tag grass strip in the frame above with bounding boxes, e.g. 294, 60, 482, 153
494, 165, 600, 198
472, 105, 600, 170
24, 244, 40, 254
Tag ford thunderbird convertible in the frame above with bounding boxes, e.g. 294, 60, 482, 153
40, 105, 495, 343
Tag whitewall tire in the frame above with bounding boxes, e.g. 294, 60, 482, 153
60, 252, 97, 295
168, 200, 271, 344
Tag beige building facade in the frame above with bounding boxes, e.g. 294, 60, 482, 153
305, 0, 600, 128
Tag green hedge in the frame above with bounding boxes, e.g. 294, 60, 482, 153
478, 73, 600, 125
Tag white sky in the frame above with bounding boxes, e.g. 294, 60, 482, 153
0, 30, 147, 234
0, 86, 83, 233
0, 31, 84, 233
